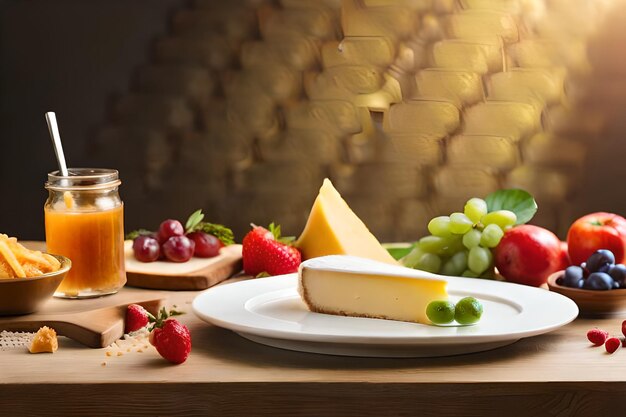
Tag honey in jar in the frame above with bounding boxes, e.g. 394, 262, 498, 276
44, 169, 126, 298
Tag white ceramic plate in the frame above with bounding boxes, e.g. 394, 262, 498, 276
193, 274, 579, 357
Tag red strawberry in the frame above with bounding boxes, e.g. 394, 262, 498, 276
125, 304, 149, 333
242, 223, 302, 276
606, 337, 621, 354
151, 319, 191, 364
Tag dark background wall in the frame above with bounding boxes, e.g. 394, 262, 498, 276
1, 0, 625, 242
0, 0, 184, 240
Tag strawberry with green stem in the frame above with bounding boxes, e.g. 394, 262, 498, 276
242, 223, 302, 277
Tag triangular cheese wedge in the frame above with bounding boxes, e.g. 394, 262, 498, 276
298, 255, 448, 324
296, 179, 396, 264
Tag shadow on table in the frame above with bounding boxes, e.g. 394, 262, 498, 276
191, 324, 565, 370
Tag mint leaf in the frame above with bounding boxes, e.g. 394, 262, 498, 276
485, 189, 537, 225
185, 209, 205, 233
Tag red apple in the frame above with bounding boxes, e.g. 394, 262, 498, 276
494, 225, 564, 287
567, 212, 626, 266
559, 241, 570, 270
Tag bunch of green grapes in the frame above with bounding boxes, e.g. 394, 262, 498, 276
402, 198, 517, 278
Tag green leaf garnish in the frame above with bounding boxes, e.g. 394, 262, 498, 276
485, 189, 537, 225
185, 209, 205, 233
125, 229, 153, 240
268, 222, 295, 245
184, 209, 235, 245
383, 242, 416, 261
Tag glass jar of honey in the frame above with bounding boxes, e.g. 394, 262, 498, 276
44, 168, 126, 298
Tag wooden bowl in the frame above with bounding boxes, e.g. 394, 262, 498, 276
547, 270, 626, 317
0, 255, 71, 316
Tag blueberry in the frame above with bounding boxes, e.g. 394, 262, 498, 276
613, 281, 621, 289
586, 250, 616, 272
609, 264, 626, 285
583, 272, 614, 291
563, 265, 584, 287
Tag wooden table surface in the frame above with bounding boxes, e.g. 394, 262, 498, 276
3, 245, 626, 416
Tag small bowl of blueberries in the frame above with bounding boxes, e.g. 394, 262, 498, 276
547, 249, 626, 317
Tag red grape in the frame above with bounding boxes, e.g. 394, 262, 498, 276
162, 235, 195, 262
132, 236, 160, 262
158, 219, 184, 243
187, 231, 221, 258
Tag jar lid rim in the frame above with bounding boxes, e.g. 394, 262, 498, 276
46, 168, 120, 190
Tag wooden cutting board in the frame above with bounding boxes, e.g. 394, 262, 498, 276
125, 242, 243, 290
0, 289, 165, 348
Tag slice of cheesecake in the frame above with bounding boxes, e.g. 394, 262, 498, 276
298, 255, 448, 324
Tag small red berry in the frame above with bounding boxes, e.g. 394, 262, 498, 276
151, 319, 192, 364
587, 328, 609, 346
622, 320, 626, 338
125, 304, 149, 333
605, 337, 621, 354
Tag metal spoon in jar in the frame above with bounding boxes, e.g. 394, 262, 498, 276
45, 112, 69, 177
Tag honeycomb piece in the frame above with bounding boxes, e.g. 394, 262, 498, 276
393, 40, 429, 72
330, 162, 427, 200
383, 100, 460, 137
29, 327, 58, 354
259, 129, 342, 165
172, 9, 257, 40
232, 161, 324, 199
523, 133, 586, 167
352, 73, 403, 111
281, 0, 342, 9
414, 68, 484, 106
260, 6, 337, 40
487, 68, 565, 106
284, 100, 362, 135
433, 166, 499, 198
314, 65, 384, 95
447, 135, 519, 170
155, 37, 238, 70
362, 0, 433, 12
445, 11, 519, 43
543, 105, 606, 138
112, 94, 195, 130
226, 94, 279, 139
459, 0, 523, 14
463, 101, 542, 142
241, 37, 319, 71
321, 37, 396, 68
225, 64, 301, 103
432, 38, 503, 74
508, 39, 590, 74
505, 165, 571, 200
378, 133, 444, 167
342, 0, 418, 39
134, 65, 215, 105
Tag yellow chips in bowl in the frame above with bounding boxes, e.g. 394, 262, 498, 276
0, 234, 61, 278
